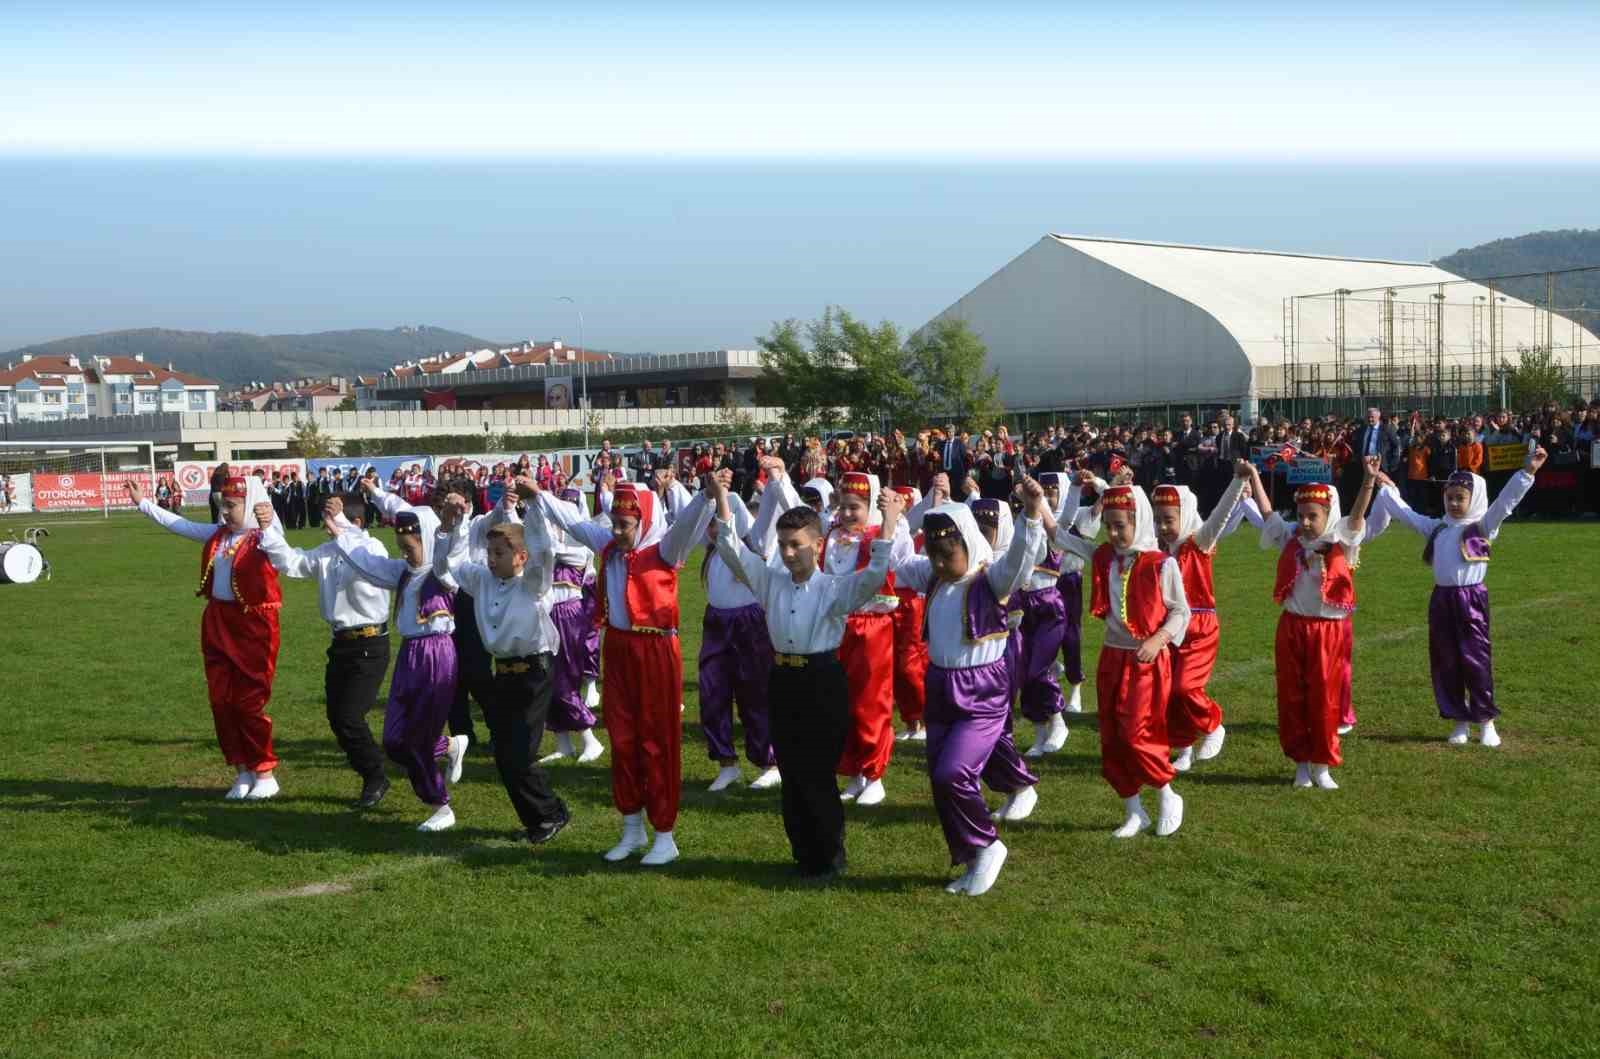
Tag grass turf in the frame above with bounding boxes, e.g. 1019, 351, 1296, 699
0, 511, 1597, 1058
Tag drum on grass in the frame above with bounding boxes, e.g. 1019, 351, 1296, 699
0, 541, 44, 584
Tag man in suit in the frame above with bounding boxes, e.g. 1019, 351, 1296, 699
1172, 413, 1203, 486
1345, 406, 1400, 510
940, 423, 968, 481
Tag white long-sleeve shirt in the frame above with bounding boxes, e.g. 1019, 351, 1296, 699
821, 518, 915, 614
257, 525, 392, 633
500, 498, 593, 604
713, 516, 891, 655
536, 489, 713, 632
893, 515, 1046, 668
333, 530, 455, 638
1375, 470, 1533, 587
366, 487, 508, 565
434, 516, 558, 657
1164, 475, 1249, 561
1260, 513, 1364, 620
138, 498, 249, 602
706, 472, 793, 609
1053, 527, 1191, 650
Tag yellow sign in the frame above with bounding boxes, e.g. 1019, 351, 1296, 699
1485, 443, 1527, 472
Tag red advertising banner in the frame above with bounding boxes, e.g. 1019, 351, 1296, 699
31, 471, 154, 511
175, 460, 306, 506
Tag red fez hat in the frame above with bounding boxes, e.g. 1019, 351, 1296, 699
1101, 485, 1137, 512
1294, 483, 1333, 508
1150, 484, 1182, 509
839, 472, 872, 498
222, 476, 248, 500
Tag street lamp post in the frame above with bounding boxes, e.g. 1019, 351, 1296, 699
556, 296, 588, 454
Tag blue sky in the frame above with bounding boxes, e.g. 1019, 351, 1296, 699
0, 3, 1596, 353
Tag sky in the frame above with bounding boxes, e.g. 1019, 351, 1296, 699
1, 1, 1597, 353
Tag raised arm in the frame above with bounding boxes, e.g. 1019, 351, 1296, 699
708, 474, 772, 597
988, 479, 1048, 598
256, 523, 332, 579
518, 500, 555, 599
1485, 453, 1543, 537
659, 491, 713, 568
135, 497, 218, 543
1372, 483, 1435, 538
1194, 467, 1249, 553
750, 459, 799, 559
433, 505, 485, 597
535, 489, 612, 552
361, 477, 409, 519
1345, 456, 1379, 540
332, 524, 410, 589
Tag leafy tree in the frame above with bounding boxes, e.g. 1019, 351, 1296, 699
288, 417, 338, 458
334, 396, 357, 411
905, 318, 1004, 431
1503, 346, 1570, 409
758, 307, 919, 433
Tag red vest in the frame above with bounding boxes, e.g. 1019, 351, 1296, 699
1273, 538, 1356, 611
1173, 538, 1216, 611
821, 525, 897, 596
198, 527, 282, 612
1089, 545, 1168, 639
596, 541, 680, 631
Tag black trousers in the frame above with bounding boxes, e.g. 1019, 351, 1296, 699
449, 593, 495, 741
325, 634, 391, 781
485, 655, 568, 832
769, 657, 850, 874
289, 498, 307, 529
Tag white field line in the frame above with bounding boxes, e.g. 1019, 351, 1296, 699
1206, 590, 1581, 686
0, 853, 458, 979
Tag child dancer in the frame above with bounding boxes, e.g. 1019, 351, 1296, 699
1015, 472, 1075, 756
1046, 484, 1192, 837
889, 484, 930, 743
893, 482, 1049, 895
799, 478, 834, 534
1151, 464, 1250, 772
1372, 448, 1545, 747
532, 478, 714, 866
538, 485, 606, 765
1242, 458, 1377, 789
329, 509, 469, 831
258, 493, 402, 809
1053, 471, 1103, 714
127, 475, 285, 801
707, 474, 897, 879
434, 487, 571, 846
825, 472, 913, 806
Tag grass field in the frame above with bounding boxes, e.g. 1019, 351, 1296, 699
1, 511, 1597, 1058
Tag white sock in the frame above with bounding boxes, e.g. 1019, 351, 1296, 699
603, 813, 648, 862
1067, 683, 1083, 712
749, 766, 782, 790
1293, 762, 1312, 788
856, 778, 886, 806
640, 829, 679, 866
1112, 794, 1150, 838
1155, 783, 1184, 837
1310, 763, 1339, 790
577, 728, 605, 763
1479, 720, 1501, 748
417, 803, 455, 832
1447, 722, 1471, 744
708, 764, 743, 792
1172, 745, 1194, 772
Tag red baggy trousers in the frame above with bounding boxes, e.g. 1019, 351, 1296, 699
836, 611, 896, 781
200, 600, 281, 773
602, 628, 684, 832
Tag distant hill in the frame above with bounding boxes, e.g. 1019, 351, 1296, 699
1434, 229, 1600, 314
2, 325, 502, 387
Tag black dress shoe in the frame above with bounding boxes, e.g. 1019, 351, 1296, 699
355, 775, 390, 809
527, 811, 570, 846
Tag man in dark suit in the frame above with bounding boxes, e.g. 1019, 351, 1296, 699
1172, 413, 1203, 486
1345, 406, 1400, 509
940, 424, 968, 481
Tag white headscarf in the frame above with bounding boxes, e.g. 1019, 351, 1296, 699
1442, 471, 1489, 527
801, 477, 834, 510
1102, 485, 1159, 554
1270, 482, 1362, 566
924, 501, 993, 578
967, 496, 1013, 552
241, 474, 283, 534
838, 472, 882, 527
612, 483, 667, 550
1150, 484, 1203, 547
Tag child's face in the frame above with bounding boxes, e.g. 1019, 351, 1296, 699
486, 537, 527, 579
836, 494, 869, 529
610, 513, 640, 550
221, 497, 246, 530
928, 536, 970, 582
396, 530, 425, 567
1295, 502, 1329, 538
1042, 484, 1061, 510
776, 525, 821, 578
1443, 486, 1473, 521
1153, 505, 1182, 544
1103, 509, 1136, 551
977, 523, 999, 549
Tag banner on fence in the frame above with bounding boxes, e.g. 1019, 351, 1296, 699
1286, 457, 1332, 484
1485, 443, 1527, 473
176, 459, 306, 507
30, 470, 154, 511
307, 456, 428, 485
3, 472, 32, 513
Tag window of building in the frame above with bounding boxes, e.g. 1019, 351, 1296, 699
188, 391, 208, 410
17, 392, 38, 404
138, 390, 157, 406
42, 391, 62, 405
164, 389, 182, 403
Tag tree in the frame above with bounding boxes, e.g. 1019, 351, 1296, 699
288, 417, 338, 458
714, 392, 757, 437
334, 396, 357, 412
905, 318, 1004, 431
1503, 346, 1570, 409
757, 307, 917, 433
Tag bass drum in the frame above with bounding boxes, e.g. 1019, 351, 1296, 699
0, 542, 44, 584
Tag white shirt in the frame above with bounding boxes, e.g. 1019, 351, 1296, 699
714, 517, 892, 655
1376, 471, 1533, 587
503, 498, 593, 604
434, 516, 559, 658
893, 516, 1045, 669
821, 518, 914, 614
1162, 475, 1249, 564
705, 473, 792, 610
139, 498, 253, 601
333, 530, 455, 638
1260, 513, 1364, 620
1053, 526, 1191, 650
367, 487, 506, 565
536, 490, 713, 632
258, 524, 392, 632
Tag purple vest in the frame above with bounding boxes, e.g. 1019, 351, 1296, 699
396, 569, 455, 632
926, 566, 1011, 643
1423, 521, 1491, 565
1035, 548, 1063, 576
553, 564, 586, 589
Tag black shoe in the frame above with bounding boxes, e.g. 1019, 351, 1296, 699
527, 811, 570, 846
354, 775, 390, 810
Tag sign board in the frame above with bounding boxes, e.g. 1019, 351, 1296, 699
1484, 443, 1527, 473
175, 459, 306, 507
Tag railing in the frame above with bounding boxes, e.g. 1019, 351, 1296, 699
373, 349, 765, 391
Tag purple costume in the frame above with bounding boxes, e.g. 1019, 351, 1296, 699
384, 570, 459, 806
698, 602, 777, 766
1056, 568, 1085, 686
926, 575, 1039, 866
548, 564, 601, 732
1425, 522, 1498, 723
1016, 548, 1068, 721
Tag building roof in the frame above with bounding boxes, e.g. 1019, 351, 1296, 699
0, 353, 218, 389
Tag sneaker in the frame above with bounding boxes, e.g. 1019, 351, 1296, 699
355, 775, 390, 810
576, 729, 605, 764
855, 778, 886, 806
446, 735, 469, 784
1447, 722, 1471, 745
224, 771, 255, 801
244, 774, 280, 801
418, 804, 456, 833
1195, 724, 1226, 762
749, 766, 782, 790
1479, 720, 1502, 748
527, 810, 570, 846
708, 765, 742, 793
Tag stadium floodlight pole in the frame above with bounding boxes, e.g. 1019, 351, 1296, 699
556, 296, 588, 454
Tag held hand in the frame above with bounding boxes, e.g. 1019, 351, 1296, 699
1363, 454, 1381, 480
1136, 635, 1165, 664
702, 472, 726, 501
599, 469, 616, 492
878, 487, 906, 524
123, 479, 144, 505
513, 475, 539, 499
713, 467, 734, 491
1233, 458, 1253, 479
930, 472, 950, 501
1526, 446, 1548, 473
323, 496, 343, 520
1019, 475, 1046, 516
758, 454, 786, 477
253, 502, 274, 529
360, 475, 381, 496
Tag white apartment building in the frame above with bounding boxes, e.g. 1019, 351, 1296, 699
0, 353, 220, 425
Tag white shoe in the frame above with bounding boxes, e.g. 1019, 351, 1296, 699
603, 813, 648, 862
998, 784, 1038, 822
446, 735, 469, 784
749, 766, 782, 790
1479, 720, 1502, 748
1310, 763, 1339, 790
895, 729, 912, 742
840, 774, 867, 802
679, 703, 685, 715
945, 866, 975, 894
576, 728, 605, 763
708, 765, 742, 792
1066, 682, 1083, 713
1112, 796, 1151, 838
1336, 722, 1355, 735
910, 728, 927, 743
224, 770, 254, 800
640, 830, 679, 866
1026, 713, 1066, 757
539, 732, 576, 765
965, 839, 1008, 896
1293, 762, 1313, 788
1155, 784, 1184, 837
1025, 723, 1051, 759
1172, 746, 1194, 773
417, 804, 456, 832
583, 679, 601, 710
856, 778, 886, 806
1195, 724, 1226, 762
1447, 722, 1471, 745
244, 773, 279, 801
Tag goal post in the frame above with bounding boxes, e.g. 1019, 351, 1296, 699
0, 440, 159, 520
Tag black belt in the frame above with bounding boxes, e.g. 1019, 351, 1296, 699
496, 655, 545, 674
334, 624, 386, 641
773, 651, 839, 669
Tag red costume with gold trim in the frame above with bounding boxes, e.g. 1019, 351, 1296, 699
1089, 540, 1176, 797
826, 472, 899, 781
889, 488, 928, 728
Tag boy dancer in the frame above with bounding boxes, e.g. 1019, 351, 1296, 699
892, 483, 1048, 896
707, 474, 897, 879
1372, 449, 1544, 747
128, 476, 284, 801
434, 486, 570, 846
330, 509, 469, 831
258, 493, 401, 809
1150, 465, 1251, 772
531, 477, 714, 866
889, 485, 930, 743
